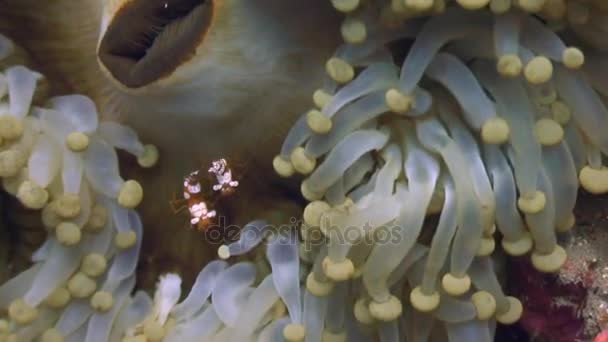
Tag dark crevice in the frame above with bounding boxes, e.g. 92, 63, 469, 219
98, 0, 213, 88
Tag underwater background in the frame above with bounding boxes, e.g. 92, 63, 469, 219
1, 0, 608, 341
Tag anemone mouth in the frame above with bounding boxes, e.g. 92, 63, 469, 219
98, 0, 213, 89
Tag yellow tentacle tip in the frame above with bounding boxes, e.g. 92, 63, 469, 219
517, 0, 546, 12
441, 273, 471, 296
322, 256, 355, 281
579, 166, 608, 194
115, 230, 137, 249
137, 144, 159, 168
118, 180, 143, 208
66, 132, 90, 152
472, 291, 497, 320
534, 118, 564, 146
517, 191, 546, 214
303, 200, 331, 227
283, 323, 305, 342
497, 54, 523, 78
326, 58, 354, 84
301, 179, 323, 201
81, 253, 108, 277
217, 245, 231, 260
0, 149, 26, 177
54, 193, 81, 219
524, 56, 553, 84
562, 47, 584, 69
456, 0, 490, 10
341, 18, 367, 44
354, 298, 376, 325
8, 298, 38, 324
531, 245, 567, 273
0, 115, 23, 141
368, 295, 402, 322
306, 272, 334, 297
481, 117, 510, 144
501, 232, 533, 256
143, 321, 165, 342
56, 222, 82, 246
410, 287, 440, 312
406, 0, 435, 11
476, 237, 496, 256
41, 329, 64, 342
313, 89, 332, 109
496, 296, 523, 324
331, 0, 360, 12
90, 291, 114, 312
17, 180, 49, 209
290, 147, 316, 175
273, 155, 295, 178
306, 110, 332, 134
67, 272, 97, 299
385, 88, 412, 114
44, 287, 71, 309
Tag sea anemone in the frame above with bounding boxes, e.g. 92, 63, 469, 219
1, 0, 608, 341
0, 36, 156, 340
272, 0, 608, 340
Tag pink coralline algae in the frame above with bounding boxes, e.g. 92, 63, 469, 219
511, 257, 587, 342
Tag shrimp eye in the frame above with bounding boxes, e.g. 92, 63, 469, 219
98, 0, 213, 88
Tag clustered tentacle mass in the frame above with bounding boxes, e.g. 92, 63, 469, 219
1, 0, 608, 341
0, 33, 160, 341
273, 0, 608, 340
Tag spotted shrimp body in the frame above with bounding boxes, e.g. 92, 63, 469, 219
182, 170, 217, 229
181, 158, 241, 231
208, 158, 239, 193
